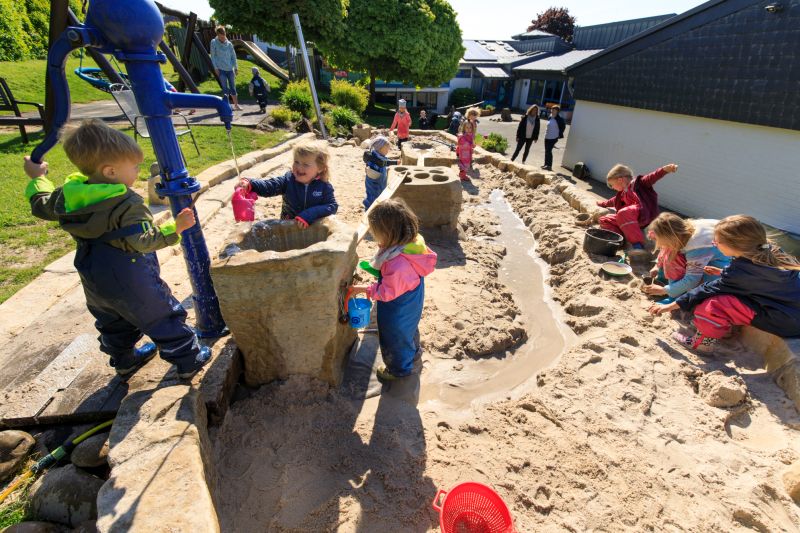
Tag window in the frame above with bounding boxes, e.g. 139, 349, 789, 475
417, 92, 438, 107
455, 68, 472, 79
527, 80, 544, 104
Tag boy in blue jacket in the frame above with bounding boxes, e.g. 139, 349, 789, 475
362, 135, 398, 210
238, 141, 337, 228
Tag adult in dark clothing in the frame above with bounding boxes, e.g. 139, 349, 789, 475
541, 105, 566, 171
511, 105, 540, 163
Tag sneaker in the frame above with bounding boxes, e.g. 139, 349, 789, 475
115, 342, 158, 377
541, 165, 551, 170
177, 346, 212, 380
672, 331, 718, 354
376, 366, 400, 383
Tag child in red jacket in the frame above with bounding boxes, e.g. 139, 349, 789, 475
389, 99, 412, 151
596, 163, 678, 252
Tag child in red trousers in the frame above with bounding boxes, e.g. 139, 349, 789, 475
649, 215, 800, 353
596, 163, 678, 254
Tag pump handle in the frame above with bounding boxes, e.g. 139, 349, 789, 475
30, 29, 84, 164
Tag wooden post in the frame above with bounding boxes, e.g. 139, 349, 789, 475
192, 32, 224, 92
159, 41, 199, 93
178, 12, 197, 92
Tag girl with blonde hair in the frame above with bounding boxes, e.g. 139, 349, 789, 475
644, 213, 730, 300
650, 215, 800, 352
238, 140, 337, 228
456, 107, 480, 181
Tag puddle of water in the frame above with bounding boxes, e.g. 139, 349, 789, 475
421, 189, 575, 410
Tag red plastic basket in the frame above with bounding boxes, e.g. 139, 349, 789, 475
432, 482, 516, 533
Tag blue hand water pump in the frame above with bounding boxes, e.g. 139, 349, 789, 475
31, 0, 231, 337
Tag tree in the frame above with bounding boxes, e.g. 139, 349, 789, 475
326, 0, 464, 106
527, 6, 575, 42
209, 0, 347, 52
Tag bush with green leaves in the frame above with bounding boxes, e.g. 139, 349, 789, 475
484, 104, 495, 112
448, 88, 478, 109
330, 79, 368, 115
479, 133, 508, 154
280, 81, 313, 118
329, 105, 360, 133
271, 106, 301, 126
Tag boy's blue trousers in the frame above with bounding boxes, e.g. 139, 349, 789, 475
74, 241, 200, 372
363, 172, 387, 211
377, 278, 424, 377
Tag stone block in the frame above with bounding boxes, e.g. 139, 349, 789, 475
97, 386, 218, 533
393, 166, 462, 232
352, 124, 372, 144
400, 139, 457, 167
0, 429, 34, 483
740, 327, 800, 411
211, 217, 358, 386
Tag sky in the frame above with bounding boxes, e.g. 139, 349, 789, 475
158, 0, 709, 40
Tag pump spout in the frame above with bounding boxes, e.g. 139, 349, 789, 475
165, 91, 233, 130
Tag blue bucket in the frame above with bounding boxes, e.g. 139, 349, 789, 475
348, 298, 372, 328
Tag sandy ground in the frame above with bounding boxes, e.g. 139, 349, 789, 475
211, 140, 800, 532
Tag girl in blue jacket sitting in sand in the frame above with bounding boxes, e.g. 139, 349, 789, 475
238, 141, 337, 228
350, 200, 437, 382
649, 215, 800, 353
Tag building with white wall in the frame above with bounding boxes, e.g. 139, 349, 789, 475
564, 0, 800, 234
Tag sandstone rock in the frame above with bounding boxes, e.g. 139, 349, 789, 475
97, 387, 218, 533
393, 166, 463, 233
351, 123, 372, 144
29, 465, 103, 527
70, 433, 109, 469
782, 461, 800, 504
211, 218, 357, 386
1, 522, 69, 533
501, 108, 513, 121
698, 371, 747, 407
0, 429, 35, 483
566, 296, 607, 317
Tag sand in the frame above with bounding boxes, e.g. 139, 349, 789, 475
211, 141, 800, 532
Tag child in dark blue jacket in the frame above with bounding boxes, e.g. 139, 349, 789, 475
248, 67, 270, 113
238, 141, 338, 228
362, 135, 398, 211
650, 215, 800, 352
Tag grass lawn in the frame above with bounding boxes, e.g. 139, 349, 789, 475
0, 56, 114, 105
0, 125, 287, 304
0, 57, 284, 109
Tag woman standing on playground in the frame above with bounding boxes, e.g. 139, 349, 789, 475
210, 26, 242, 111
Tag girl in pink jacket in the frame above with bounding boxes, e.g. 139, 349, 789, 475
351, 199, 437, 381
390, 99, 412, 151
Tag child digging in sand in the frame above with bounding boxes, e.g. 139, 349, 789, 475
649, 215, 800, 353
596, 163, 678, 256
362, 135, 398, 211
24, 119, 210, 379
643, 213, 730, 302
350, 200, 437, 382
237, 141, 337, 228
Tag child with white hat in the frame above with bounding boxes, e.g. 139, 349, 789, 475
389, 99, 412, 151
362, 135, 398, 210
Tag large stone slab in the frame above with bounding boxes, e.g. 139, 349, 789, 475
96, 386, 218, 533
401, 139, 457, 167
29, 464, 104, 527
393, 166, 462, 232
211, 217, 358, 386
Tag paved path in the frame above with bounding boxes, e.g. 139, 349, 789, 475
477, 112, 570, 171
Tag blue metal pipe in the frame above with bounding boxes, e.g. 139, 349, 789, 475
32, 0, 232, 338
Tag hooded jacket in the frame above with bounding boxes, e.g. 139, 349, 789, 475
677, 256, 800, 337
247, 171, 338, 225
366, 235, 437, 302
662, 219, 731, 298
26, 172, 180, 253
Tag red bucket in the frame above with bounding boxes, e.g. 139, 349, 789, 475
432, 482, 516, 533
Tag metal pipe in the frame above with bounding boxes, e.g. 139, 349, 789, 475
292, 13, 327, 138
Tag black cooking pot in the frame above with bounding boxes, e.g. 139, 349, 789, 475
583, 228, 623, 256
